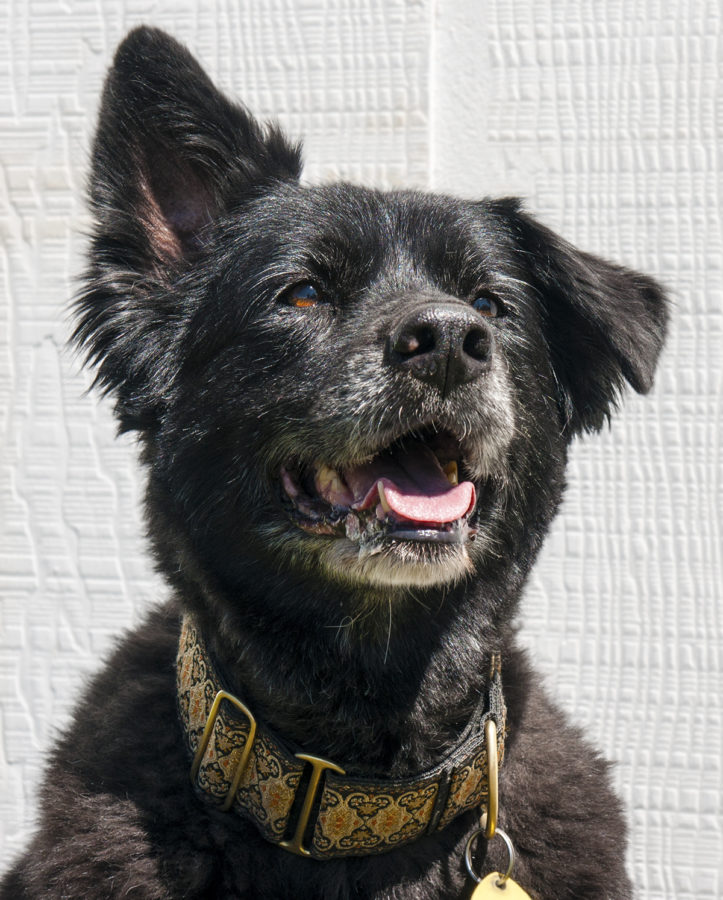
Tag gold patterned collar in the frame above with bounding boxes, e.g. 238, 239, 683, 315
176, 614, 506, 860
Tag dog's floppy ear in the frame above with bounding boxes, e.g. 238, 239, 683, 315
513, 208, 668, 435
74, 27, 301, 431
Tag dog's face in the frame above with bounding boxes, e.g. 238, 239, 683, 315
163, 185, 524, 592
77, 29, 666, 619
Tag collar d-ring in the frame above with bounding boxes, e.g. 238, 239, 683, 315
484, 717, 498, 839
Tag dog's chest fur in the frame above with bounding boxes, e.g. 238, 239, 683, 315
0, 26, 666, 900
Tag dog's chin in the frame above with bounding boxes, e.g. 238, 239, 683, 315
318, 535, 474, 589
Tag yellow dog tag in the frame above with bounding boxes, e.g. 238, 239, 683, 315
471, 872, 533, 898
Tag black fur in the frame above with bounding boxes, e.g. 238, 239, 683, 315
1, 27, 667, 900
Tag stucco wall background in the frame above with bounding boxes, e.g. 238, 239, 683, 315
1, 2, 720, 897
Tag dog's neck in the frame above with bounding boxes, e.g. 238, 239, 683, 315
176, 559, 512, 778
177, 611, 507, 860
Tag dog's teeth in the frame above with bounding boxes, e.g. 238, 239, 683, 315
377, 480, 391, 513
316, 464, 339, 490
315, 464, 349, 499
444, 462, 459, 485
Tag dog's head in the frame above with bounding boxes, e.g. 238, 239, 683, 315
76, 28, 666, 618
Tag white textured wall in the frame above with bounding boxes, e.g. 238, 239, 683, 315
1, 2, 721, 898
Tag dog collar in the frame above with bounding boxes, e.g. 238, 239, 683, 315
176, 614, 506, 860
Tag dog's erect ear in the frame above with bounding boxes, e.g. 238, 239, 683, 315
513, 209, 668, 435
90, 26, 301, 265
74, 28, 301, 432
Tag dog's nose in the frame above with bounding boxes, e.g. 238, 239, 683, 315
389, 304, 493, 394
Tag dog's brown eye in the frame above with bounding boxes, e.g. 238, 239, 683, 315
472, 294, 500, 317
284, 282, 320, 308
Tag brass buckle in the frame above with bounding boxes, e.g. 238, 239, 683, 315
279, 753, 346, 857
190, 690, 258, 812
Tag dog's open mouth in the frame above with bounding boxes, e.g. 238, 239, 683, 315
280, 430, 480, 547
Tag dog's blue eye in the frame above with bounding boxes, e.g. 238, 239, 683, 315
284, 282, 320, 308
472, 294, 500, 317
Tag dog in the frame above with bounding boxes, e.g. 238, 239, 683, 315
0, 26, 667, 900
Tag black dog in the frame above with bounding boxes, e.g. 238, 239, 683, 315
1, 27, 667, 900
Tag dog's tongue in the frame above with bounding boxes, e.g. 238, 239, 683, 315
344, 442, 475, 524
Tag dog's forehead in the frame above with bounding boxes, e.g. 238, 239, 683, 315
244, 183, 512, 279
